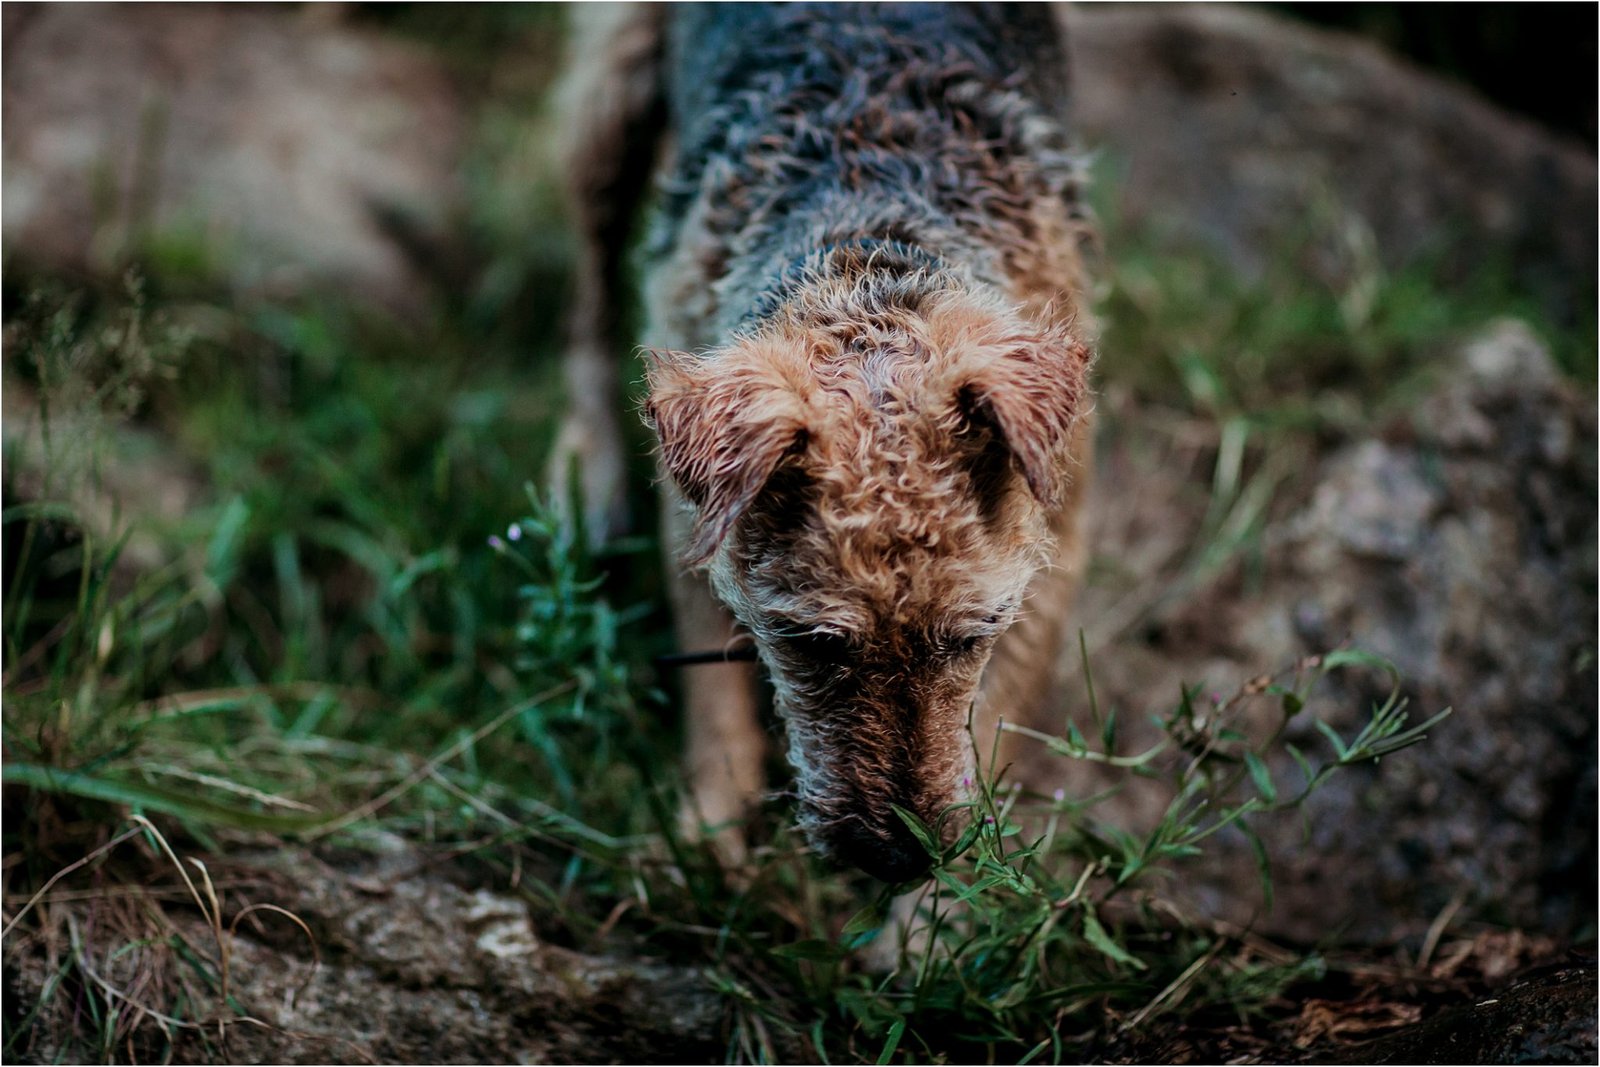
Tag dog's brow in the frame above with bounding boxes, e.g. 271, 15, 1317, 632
769, 618, 851, 639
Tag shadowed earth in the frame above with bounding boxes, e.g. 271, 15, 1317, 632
2, 4, 1593, 1063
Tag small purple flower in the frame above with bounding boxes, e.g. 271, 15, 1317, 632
507, 523, 523, 542
1210, 691, 1224, 706
487, 535, 505, 551
1053, 788, 1066, 803
961, 775, 973, 790
984, 815, 996, 825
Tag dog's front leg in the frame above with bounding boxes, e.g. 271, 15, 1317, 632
547, 4, 665, 543
661, 494, 766, 865
976, 416, 1094, 792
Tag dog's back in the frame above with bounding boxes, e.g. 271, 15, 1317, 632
553, 3, 1097, 880
664, 4, 1070, 129
647, 3, 1087, 350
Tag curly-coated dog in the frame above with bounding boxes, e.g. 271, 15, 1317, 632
550, 3, 1095, 883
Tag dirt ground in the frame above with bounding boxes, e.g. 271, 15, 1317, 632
6, 319, 1593, 1061
3, 4, 1595, 1063
4, 832, 1592, 1064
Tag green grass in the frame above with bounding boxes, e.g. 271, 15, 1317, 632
2, 52, 1586, 1062
1, 339, 1447, 1060
1090, 146, 1597, 409
0, 428, 1452, 1067
1086, 161, 1596, 608
1, 262, 1457, 1061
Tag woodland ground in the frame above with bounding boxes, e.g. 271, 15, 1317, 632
2, 6, 1595, 1064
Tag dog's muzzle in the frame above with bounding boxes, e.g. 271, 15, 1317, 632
829, 815, 934, 883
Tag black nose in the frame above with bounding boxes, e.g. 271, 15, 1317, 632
832, 818, 933, 883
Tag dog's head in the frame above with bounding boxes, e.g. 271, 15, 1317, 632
646, 282, 1091, 881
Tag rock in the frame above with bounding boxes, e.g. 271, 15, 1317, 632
2, 4, 465, 311
3, 841, 728, 1065
1265, 320, 1595, 942
9, 3, 1591, 323
1075, 319, 1596, 944
225, 844, 726, 1064
1289, 441, 1445, 564
1065, 4, 1598, 323
1312, 961, 1598, 1065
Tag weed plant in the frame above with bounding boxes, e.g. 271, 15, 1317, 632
0, 177, 1563, 1062
4, 369, 1446, 1063
481, 510, 1449, 1064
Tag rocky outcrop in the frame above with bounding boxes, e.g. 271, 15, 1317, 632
1075, 319, 1596, 944
1257, 322, 1595, 940
1313, 961, 1597, 1065
2, 4, 464, 310
3, 836, 727, 1064
1066, 4, 1598, 323
5, 5, 1594, 322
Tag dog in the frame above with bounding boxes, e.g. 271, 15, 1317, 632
550, 3, 1095, 883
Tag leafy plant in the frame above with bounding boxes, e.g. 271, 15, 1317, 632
3, 270, 1456, 1063
716, 640, 1451, 1063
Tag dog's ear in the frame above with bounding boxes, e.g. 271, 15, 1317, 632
645, 344, 811, 563
956, 335, 1092, 509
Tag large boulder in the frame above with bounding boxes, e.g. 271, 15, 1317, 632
2, 4, 464, 310
5, 4, 1593, 320
1066, 4, 1597, 323
2, 836, 728, 1064
1072, 319, 1596, 944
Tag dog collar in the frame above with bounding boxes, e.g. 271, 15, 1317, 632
654, 645, 760, 670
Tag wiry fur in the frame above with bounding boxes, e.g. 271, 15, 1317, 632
552, 3, 1095, 882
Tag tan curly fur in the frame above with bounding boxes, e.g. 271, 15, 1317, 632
554, 3, 1094, 881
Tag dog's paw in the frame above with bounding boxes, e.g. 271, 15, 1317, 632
546, 410, 630, 548
854, 889, 938, 973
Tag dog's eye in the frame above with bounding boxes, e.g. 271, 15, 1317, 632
780, 631, 855, 667
944, 633, 989, 658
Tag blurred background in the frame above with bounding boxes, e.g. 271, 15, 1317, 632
2, 4, 1594, 1063
1280, 2, 1596, 146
